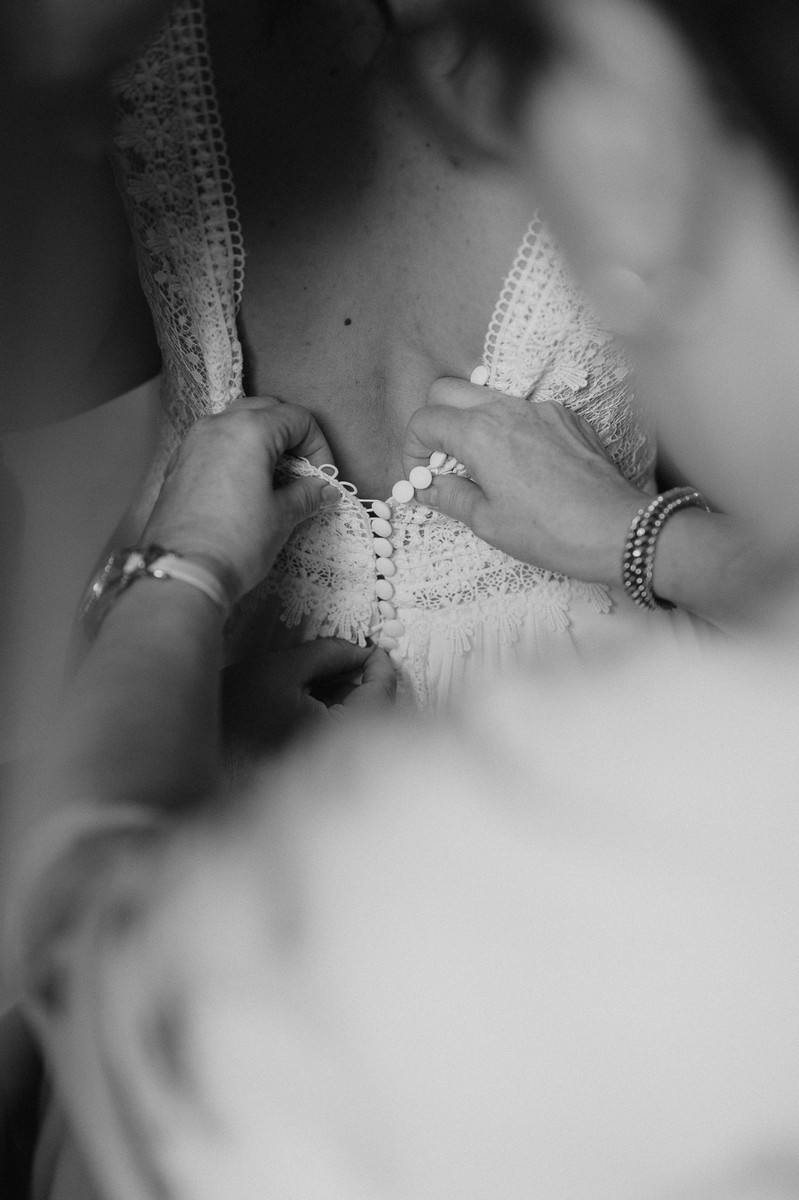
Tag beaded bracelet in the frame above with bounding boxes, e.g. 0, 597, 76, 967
622, 487, 711, 611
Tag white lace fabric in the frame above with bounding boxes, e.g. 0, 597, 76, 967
484, 219, 653, 489
113, 0, 658, 708
262, 457, 615, 706
113, 0, 244, 499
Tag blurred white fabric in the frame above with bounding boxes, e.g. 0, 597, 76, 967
17, 628, 799, 1200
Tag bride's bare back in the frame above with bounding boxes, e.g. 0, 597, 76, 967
206, 0, 533, 497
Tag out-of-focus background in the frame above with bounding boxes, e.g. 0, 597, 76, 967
0, 383, 159, 1009
0, 0, 170, 1007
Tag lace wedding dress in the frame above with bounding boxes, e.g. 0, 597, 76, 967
112, 0, 697, 711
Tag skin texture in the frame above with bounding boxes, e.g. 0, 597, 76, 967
403, 380, 643, 585
205, 0, 533, 498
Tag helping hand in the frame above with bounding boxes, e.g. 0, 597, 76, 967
223, 639, 397, 753
403, 378, 646, 586
143, 398, 339, 604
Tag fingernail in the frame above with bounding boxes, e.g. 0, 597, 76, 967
320, 484, 340, 509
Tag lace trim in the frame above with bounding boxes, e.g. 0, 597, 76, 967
483, 215, 655, 489
262, 461, 378, 646
112, 0, 245, 500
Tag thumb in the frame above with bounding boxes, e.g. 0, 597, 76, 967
290, 637, 372, 685
418, 473, 486, 531
275, 476, 337, 530
341, 647, 397, 715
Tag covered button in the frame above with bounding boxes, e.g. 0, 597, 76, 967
392, 479, 415, 504
371, 499, 391, 520
381, 619, 405, 638
409, 465, 433, 490
428, 450, 447, 470
378, 600, 396, 618
372, 537, 394, 558
375, 579, 395, 600
370, 517, 392, 538
470, 364, 490, 386
375, 557, 396, 578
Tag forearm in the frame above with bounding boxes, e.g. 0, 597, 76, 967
4, 577, 224, 1011
51, 578, 225, 812
651, 508, 771, 630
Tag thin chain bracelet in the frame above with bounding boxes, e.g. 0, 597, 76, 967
622, 487, 711, 611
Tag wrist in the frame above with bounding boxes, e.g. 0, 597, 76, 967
80, 545, 236, 640
152, 549, 241, 608
650, 506, 711, 606
137, 528, 243, 603
652, 508, 771, 627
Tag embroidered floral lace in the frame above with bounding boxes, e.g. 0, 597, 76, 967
113, 0, 656, 707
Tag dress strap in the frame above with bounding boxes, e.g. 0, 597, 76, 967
112, 0, 245, 502
483, 215, 655, 489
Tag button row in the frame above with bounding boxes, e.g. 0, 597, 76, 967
363, 364, 490, 657
367, 494, 405, 650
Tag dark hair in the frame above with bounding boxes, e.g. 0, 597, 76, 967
444, 0, 552, 72
388, 0, 553, 127
451, 0, 799, 204
369, 0, 397, 29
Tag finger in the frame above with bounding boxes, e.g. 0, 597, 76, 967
287, 637, 372, 686
273, 476, 338, 532
415, 473, 487, 531
402, 404, 477, 476
275, 402, 335, 467
568, 407, 613, 458
226, 395, 282, 412
228, 396, 336, 466
341, 648, 397, 714
428, 377, 507, 411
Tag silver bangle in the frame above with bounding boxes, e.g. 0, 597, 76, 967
622, 487, 710, 611
80, 544, 231, 639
